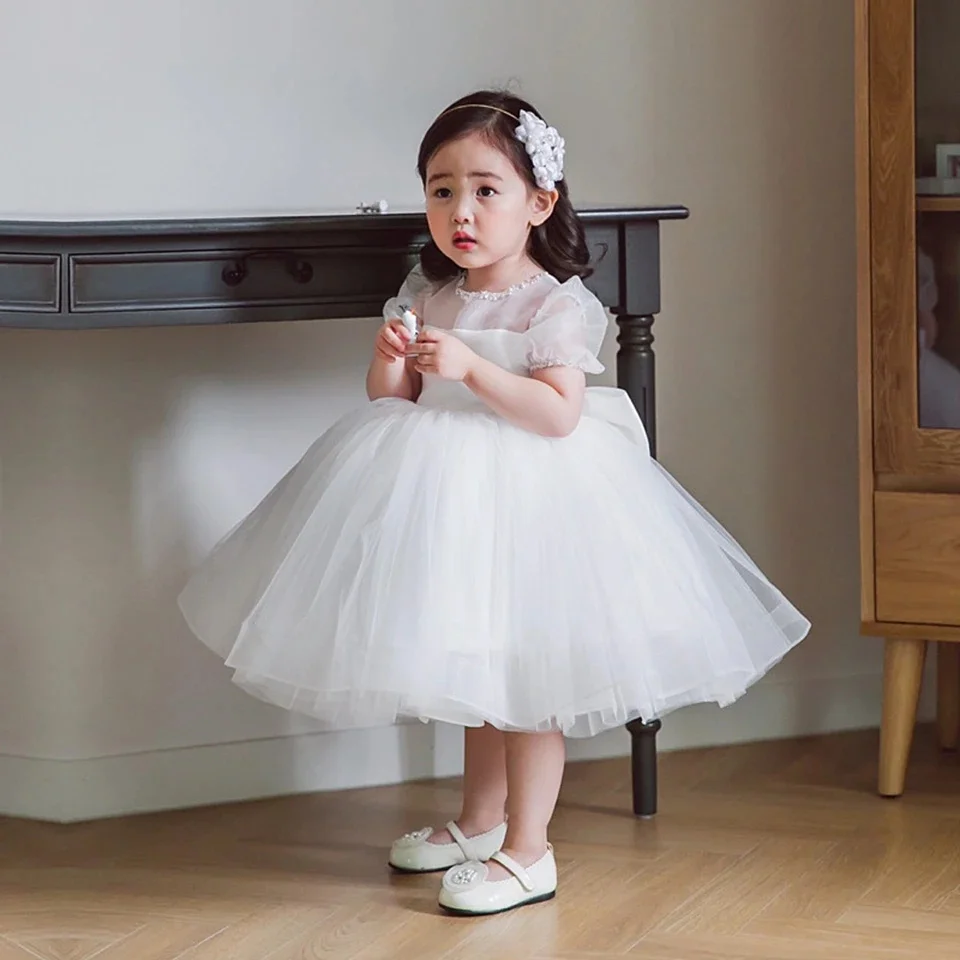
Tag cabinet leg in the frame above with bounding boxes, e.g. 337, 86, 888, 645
936, 641, 960, 752
878, 637, 927, 797
626, 717, 662, 817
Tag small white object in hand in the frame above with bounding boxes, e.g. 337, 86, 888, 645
398, 304, 419, 341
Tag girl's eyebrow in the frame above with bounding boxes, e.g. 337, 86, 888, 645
427, 170, 504, 184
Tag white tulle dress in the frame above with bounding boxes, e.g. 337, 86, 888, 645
178, 268, 811, 738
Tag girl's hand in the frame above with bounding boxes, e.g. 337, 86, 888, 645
374, 320, 413, 363
412, 329, 477, 381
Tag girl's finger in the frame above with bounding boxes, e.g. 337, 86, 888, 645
382, 329, 406, 350
377, 335, 404, 356
389, 322, 414, 343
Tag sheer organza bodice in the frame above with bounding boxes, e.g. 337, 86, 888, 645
417, 329, 529, 411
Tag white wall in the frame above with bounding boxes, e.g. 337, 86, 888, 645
0, 0, 912, 821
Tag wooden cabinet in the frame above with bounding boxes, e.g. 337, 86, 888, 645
857, 0, 960, 795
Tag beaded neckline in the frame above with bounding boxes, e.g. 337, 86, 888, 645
455, 272, 547, 302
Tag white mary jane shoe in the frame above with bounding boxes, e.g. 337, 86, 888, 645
438, 845, 557, 916
388, 820, 507, 874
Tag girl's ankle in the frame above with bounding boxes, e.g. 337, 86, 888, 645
456, 813, 506, 837
498, 842, 550, 867
501, 830, 549, 860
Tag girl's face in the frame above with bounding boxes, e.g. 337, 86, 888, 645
424, 131, 556, 279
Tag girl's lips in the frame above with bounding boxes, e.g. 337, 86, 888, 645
453, 236, 476, 249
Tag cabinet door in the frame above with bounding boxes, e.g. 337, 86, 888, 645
870, 0, 960, 477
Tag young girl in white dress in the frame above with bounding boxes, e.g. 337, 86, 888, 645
178, 90, 811, 916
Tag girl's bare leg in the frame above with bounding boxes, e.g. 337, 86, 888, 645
485, 730, 565, 879
428, 723, 508, 844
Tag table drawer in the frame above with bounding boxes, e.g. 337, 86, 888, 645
68, 246, 409, 314
875, 491, 960, 626
0, 254, 60, 312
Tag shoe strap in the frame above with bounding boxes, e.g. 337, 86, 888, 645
490, 850, 534, 891
446, 820, 481, 861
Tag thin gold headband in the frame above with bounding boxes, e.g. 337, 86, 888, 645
441, 103, 522, 123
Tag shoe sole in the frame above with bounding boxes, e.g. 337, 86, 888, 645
388, 861, 452, 875
438, 889, 557, 916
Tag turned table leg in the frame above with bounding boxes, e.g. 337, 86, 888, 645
878, 636, 927, 797
627, 718, 662, 817
616, 313, 657, 453
617, 311, 660, 817
613, 217, 670, 818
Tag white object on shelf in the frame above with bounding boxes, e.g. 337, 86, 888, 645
916, 177, 960, 196
356, 199, 390, 214
936, 144, 960, 179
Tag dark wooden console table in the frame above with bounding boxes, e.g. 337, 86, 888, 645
0, 203, 689, 816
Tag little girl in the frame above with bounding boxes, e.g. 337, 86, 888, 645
178, 90, 811, 916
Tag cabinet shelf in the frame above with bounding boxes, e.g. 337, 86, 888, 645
916, 196, 960, 213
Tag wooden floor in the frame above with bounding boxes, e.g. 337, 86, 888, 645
3, 728, 960, 959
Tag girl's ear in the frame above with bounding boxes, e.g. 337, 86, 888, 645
529, 188, 559, 227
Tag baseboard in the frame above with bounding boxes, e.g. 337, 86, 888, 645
0, 670, 935, 823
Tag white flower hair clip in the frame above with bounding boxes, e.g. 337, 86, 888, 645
514, 109, 565, 191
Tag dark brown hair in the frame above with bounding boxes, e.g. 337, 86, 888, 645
416, 90, 592, 284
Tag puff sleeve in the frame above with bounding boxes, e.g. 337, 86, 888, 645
381, 262, 435, 323
524, 277, 608, 375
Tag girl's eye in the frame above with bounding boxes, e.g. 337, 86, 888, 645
477, 186, 497, 198
433, 187, 452, 199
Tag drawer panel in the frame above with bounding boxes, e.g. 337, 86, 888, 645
69, 246, 414, 313
875, 491, 960, 626
0, 254, 60, 312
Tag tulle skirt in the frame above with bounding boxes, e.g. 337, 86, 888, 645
178, 387, 810, 737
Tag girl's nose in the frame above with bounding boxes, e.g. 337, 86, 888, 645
452, 196, 473, 224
